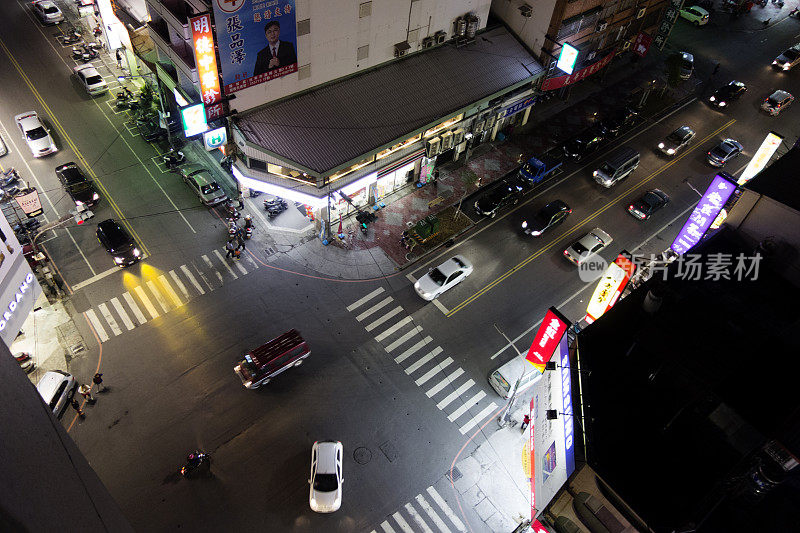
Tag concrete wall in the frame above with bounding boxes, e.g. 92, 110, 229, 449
491, 0, 558, 64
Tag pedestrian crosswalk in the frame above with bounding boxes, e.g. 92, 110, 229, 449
347, 288, 499, 436
370, 485, 467, 533
83, 250, 261, 342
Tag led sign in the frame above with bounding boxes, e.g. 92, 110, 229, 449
556, 43, 579, 75
180, 103, 208, 137
526, 307, 570, 372
0, 272, 35, 331
203, 127, 227, 151
585, 253, 637, 324
671, 174, 737, 255
189, 14, 224, 121
738, 131, 783, 185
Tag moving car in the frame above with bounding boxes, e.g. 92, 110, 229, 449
658, 126, 695, 156
772, 44, 800, 71
599, 107, 637, 138
563, 228, 613, 266
56, 162, 99, 207
679, 5, 709, 25
36, 370, 76, 418
761, 90, 794, 116
521, 200, 571, 236
96, 219, 141, 267
676, 52, 694, 80
309, 441, 343, 513
474, 181, 520, 218
706, 138, 743, 167
563, 127, 604, 162
708, 81, 747, 108
14, 111, 56, 157
33, 0, 63, 24
414, 255, 473, 300
627, 189, 670, 220
73, 64, 108, 96
179, 164, 228, 206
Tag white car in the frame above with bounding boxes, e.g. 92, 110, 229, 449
74, 64, 108, 96
33, 0, 63, 24
772, 44, 800, 71
414, 255, 473, 301
36, 370, 76, 418
309, 441, 343, 513
15, 111, 57, 157
679, 5, 709, 26
563, 228, 613, 265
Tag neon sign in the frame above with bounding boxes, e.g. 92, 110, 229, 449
560, 335, 575, 475
671, 174, 737, 255
526, 307, 570, 372
0, 272, 34, 331
189, 14, 224, 121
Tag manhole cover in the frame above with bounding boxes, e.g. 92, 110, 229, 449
447, 467, 462, 483
353, 447, 372, 465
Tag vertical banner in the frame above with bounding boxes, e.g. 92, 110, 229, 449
189, 14, 224, 121
212, 0, 298, 94
525, 307, 570, 373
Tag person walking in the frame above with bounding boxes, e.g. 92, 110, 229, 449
237, 193, 244, 209
92, 372, 105, 392
70, 398, 85, 417
521, 414, 531, 431
236, 232, 246, 251
225, 238, 237, 258
115, 49, 122, 69
79, 384, 95, 403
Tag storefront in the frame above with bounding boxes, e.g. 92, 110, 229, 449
0, 214, 43, 348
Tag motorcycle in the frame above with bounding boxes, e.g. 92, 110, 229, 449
266, 206, 285, 219
227, 218, 239, 238
248, 189, 262, 198
162, 149, 185, 169
180, 451, 211, 478
1, 168, 20, 188
59, 29, 82, 45
72, 43, 99, 62
14, 352, 35, 374
225, 202, 241, 220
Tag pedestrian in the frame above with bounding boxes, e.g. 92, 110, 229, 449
521, 414, 531, 431
70, 398, 85, 417
92, 372, 105, 392
79, 384, 95, 403
115, 49, 122, 69
712, 62, 720, 76
225, 238, 237, 258
237, 193, 244, 209
236, 232, 246, 251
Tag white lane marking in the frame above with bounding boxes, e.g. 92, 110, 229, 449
97, 303, 122, 337
134, 286, 160, 319
146, 280, 171, 313
203, 254, 224, 285
427, 368, 465, 398
85, 309, 109, 342
415, 494, 451, 533
405, 272, 417, 283
109, 297, 134, 330
459, 402, 499, 435
432, 299, 449, 314
356, 296, 394, 321
213, 249, 239, 279
169, 270, 191, 301
234, 257, 248, 275
347, 287, 385, 311
391, 512, 414, 533
158, 274, 184, 308
379, 521, 397, 533
415, 357, 453, 386
437, 380, 475, 410
395, 336, 433, 364
404, 502, 434, 533
405, 347, 443, 375
447, 391, 487, 422
72, 266, 118, 291
427, 487, 466, 532
181, 265, 205, 295
375, 316, 413, 342
243, 252, 260, 270
385, 326, 424, 352
365, 306, 404, 332
122, 292, 147, 325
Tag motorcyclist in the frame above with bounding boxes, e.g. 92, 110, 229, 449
243, 215, 253, 229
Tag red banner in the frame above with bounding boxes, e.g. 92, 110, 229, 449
633, 32, 653, 58
526, 307, 570, 372
541, 51, 616, 92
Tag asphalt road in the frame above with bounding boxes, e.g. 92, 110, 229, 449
4, 2, 800, 531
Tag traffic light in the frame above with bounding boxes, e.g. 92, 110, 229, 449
70, 204, 94, 225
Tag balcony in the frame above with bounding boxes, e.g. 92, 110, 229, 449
144, 0, 191, 40
146, 18, 198, 84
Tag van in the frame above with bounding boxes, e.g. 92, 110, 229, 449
592, 147, 639, 188
234, 329, 310, 388
488, 356, 543, 399
36, 370, 76, 418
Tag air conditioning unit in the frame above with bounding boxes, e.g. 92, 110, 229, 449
519, 4, 533, 17
441, 131, 454, 150
597, 20, 608, 31
622, 40, 631, 51
394, 41, 411, 57
434, 30, 447, 44
587, 51, 597, 61
426, 137, 441, 157
422, 37, 434, 49
636, 7, 646, 18
453, 128, 465, 145
473, 119, 485, 133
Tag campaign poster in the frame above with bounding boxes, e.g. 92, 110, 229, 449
212, 0, 298, 94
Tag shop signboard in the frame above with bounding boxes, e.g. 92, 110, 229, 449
499, 96, 536, 118
738, 131, 783, 185
633, 32, 653, 58
556, 43, 579, 75
203, 126, 228, 151
525, 307, 570, 372
541, 50, 615, 92
189, 14, 224, 121
0, 213, 41, 346
212, 0, 298, 94
180, 103, 208, 137
653, 0, 684, 51
14, 188, 44, 217
585, 253, 637, 324
671, 174, 737, 254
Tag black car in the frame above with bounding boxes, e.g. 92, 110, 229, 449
55, 162, 99, 207
96, 219, 141, 267
563, 127, 605, 162
136, 118, 166, 143
521, 200, 572, 236
599, 107, 638, 137
474, 181, 521, 218
708, 80, 747, 108
627, 189, 670, 220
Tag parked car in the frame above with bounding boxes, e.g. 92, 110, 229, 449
474, 181, 521, 218
679, 5, 709, 25
36, 370, 76, 418
658, 126, 695, 156
676, 52, 694, 80
74, 64, 108, 96
521, 200, 571, 236
32, 0, 63, 24
761, 90, 794, 116
56, 162, 99, 207
14, 111, 56, 157
414, 255, 473, 301
627, 189, 670, 220
599, 107, 638, 138
563, 228, 613, 266
708, 81, 747, 108
309, 441, 344, 513
179, 164, 228, 207
96, 219, 141, 267
563, 127, 605, 162
772, 44, 800, 71
706, 138, 743, 167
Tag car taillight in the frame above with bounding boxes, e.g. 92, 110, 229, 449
628, 205, 634, 210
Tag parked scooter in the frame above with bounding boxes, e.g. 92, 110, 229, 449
14, 352, 35, 374
162, 149, 185, 169
243, 215, 254, 239
1, 168, 20, 188
180, 450, 211, 478
72, 43, 99, 62
59, 29, 82, 45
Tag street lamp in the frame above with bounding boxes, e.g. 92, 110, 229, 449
118, 72, 171, 146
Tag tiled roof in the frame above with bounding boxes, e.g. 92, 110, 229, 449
236, 26, 543, 174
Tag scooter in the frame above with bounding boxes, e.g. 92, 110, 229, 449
163, 149, 185, 169
244, 225, 253, 239
1, 168, 20, 188
59, 30, 82, 45
266, 206, 285, 219
180, 451, 210, 478
227, 218, 239, 238
72, 43, 99, 62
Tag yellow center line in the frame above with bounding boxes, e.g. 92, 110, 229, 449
446, 118, 736, 317
0, 38, 150, 256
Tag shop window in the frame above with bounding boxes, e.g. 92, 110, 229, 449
249, 158, 267, 172
297, 19, 311, 36
328, 156, 375, 184
376, 133, 422, 160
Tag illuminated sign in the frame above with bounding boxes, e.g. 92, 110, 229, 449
203, 127, 228, 151
189, 14, 224, 121
738, 131, 783, 185
173, 88, 189, 107
556, 43, 579, 75
14, 188, 44, 217
0, 272, 35, 331
180, 103, 208, 137
585, 253, 637, 324
529, 396, 536, 517
541, 49, 615, 91
560, 337, 575, 476
526, 307, 570, 372
671, 174, 737, 255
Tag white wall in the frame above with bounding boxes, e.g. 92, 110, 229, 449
490, 0, 556, 63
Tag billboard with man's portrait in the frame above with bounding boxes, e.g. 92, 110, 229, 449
212, 0, 298, 94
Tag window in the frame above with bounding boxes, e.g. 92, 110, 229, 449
359, 1, 372, 18
357, 45, 369, 61
249, 158, 267, 172
297, 18, 310, 36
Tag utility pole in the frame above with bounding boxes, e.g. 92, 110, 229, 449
494, 323, 528, 428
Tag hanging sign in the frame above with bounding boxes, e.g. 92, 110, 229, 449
189, 14, 224, 121
15, 188, 44, 218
